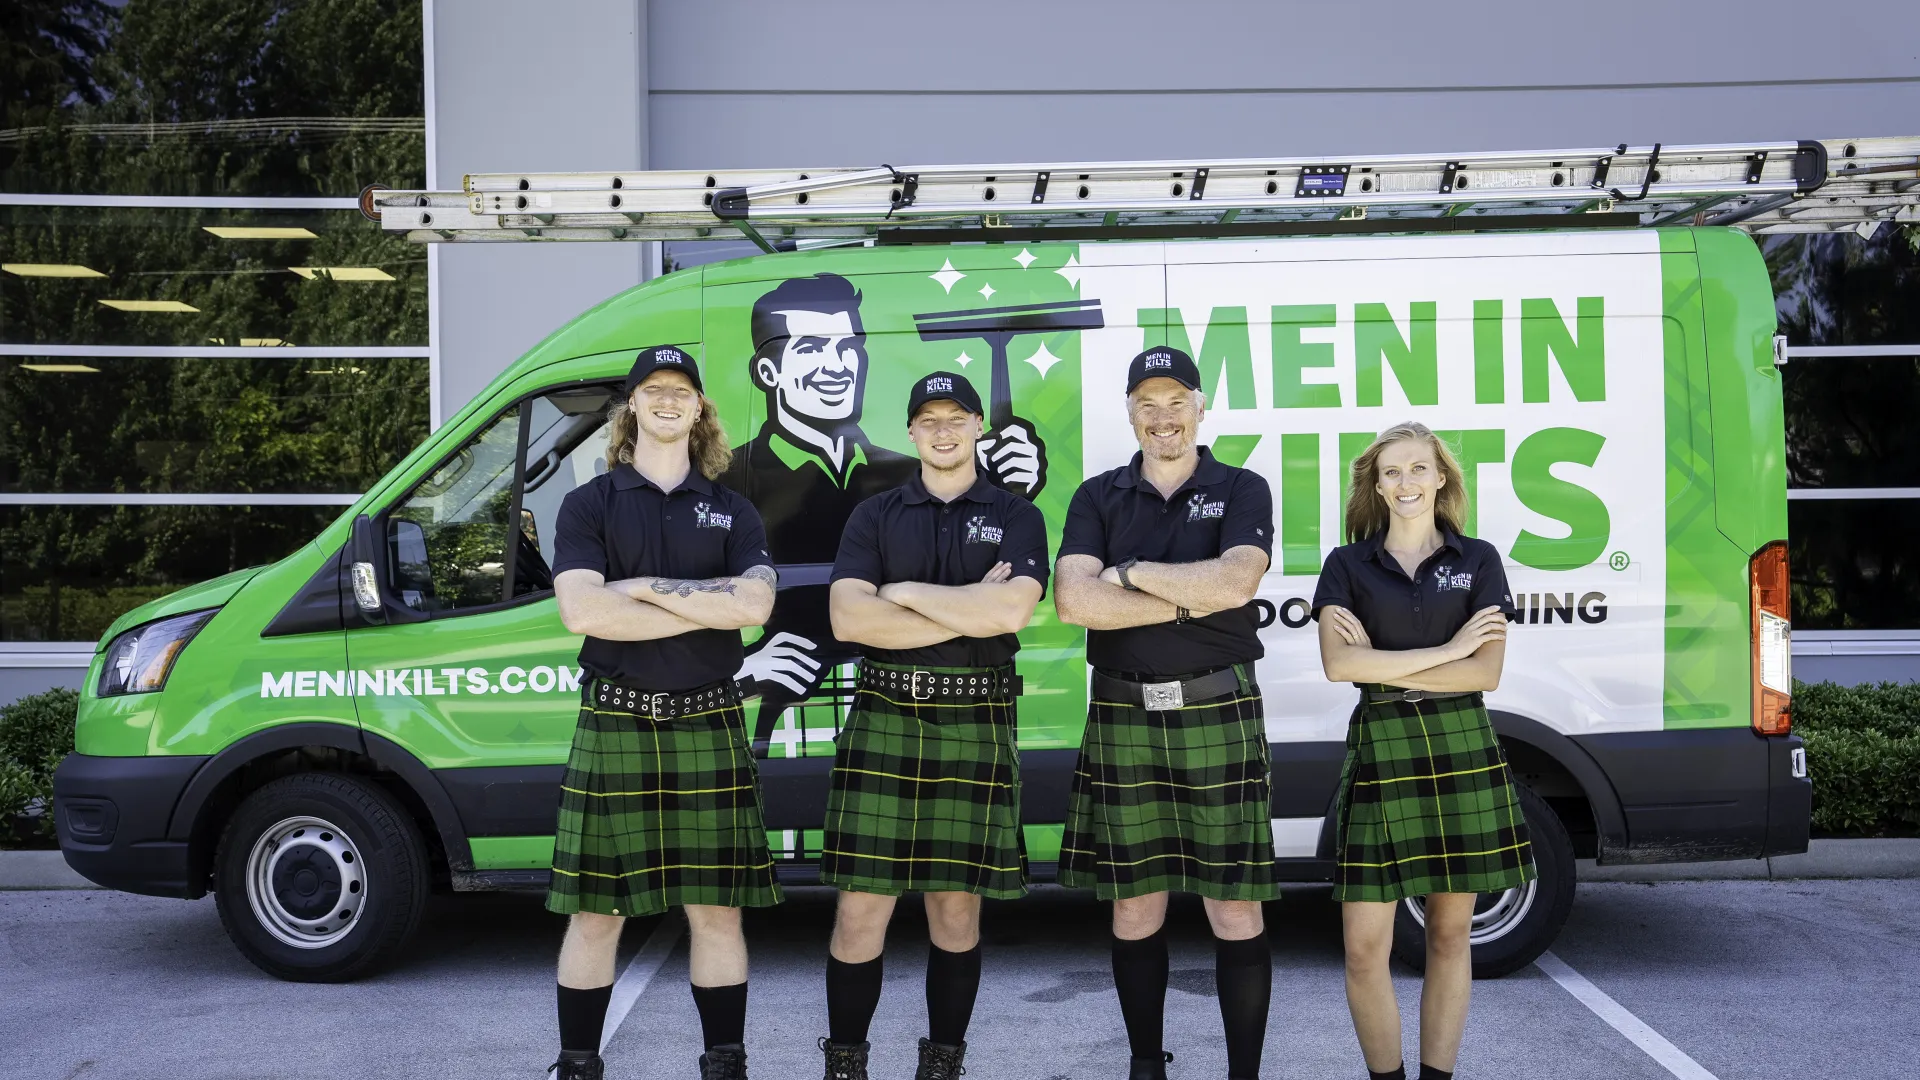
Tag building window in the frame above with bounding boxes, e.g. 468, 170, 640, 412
2, 1, 428, 643
1769, 229, 1920, 630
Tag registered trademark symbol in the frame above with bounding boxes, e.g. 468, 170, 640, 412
1609, 551, 1630, 571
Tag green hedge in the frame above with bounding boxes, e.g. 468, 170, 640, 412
1, 680, 1914, 847
0, 688, 78, 849
1792, 680, 1920, 836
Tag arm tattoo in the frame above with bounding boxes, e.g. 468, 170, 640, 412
649, 576, 737, 598
740, 564, 778, 589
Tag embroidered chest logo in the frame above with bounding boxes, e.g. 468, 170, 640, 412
1433, 564, 1473, 591
964, 514, 1003, 545
1186, 491, 1226, 521
693, 501, 733, 530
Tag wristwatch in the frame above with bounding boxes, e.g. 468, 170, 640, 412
1116, 557, 1142, 591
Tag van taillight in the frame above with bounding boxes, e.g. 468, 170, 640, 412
1750, 540, 1791, 736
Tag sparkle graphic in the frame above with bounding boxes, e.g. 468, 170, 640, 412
930, 259, 965, 294
1013, 247, 1037, 269
1056, 254, 1082, 290
979, 282, 996, 301
1024, 341, 1066, 378
953, 350, 977, 368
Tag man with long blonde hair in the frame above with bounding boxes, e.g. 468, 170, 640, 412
1312, 421, 1534, 1080
545, 346, 782, 1080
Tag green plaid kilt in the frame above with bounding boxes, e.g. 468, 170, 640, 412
1332, 690, 1536, 902
545, 680, 782, 918
1059, 665, 1279, 902
822, 664, 1027, 898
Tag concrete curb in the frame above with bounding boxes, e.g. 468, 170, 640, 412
0, 849, 96, 890
4, 838, 1917, 891
1579, 837, 1920, 882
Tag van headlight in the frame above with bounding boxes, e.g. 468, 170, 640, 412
98, 610, 217, 697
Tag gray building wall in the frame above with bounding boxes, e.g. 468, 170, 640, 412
18, 2, 1908, 699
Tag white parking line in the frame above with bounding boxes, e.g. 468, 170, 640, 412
1536, 950, 1720, 1080
600, 915, 687, 1053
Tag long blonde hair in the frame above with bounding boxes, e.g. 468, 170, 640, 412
1343, 421, 1469, 543
606, 394, 734, 480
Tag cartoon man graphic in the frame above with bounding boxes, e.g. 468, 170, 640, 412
724, 273, 1045, 741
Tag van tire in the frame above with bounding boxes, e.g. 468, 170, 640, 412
1389, 782, 1576, 979
213, 772, 429, 982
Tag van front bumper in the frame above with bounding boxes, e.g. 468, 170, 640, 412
53, 752, 209, 899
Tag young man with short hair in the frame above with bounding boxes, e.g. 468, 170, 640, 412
818, 370, 1050, 1080
546, 346, 782, 1080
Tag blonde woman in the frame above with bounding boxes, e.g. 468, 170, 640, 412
1310, 422, 1535, 1080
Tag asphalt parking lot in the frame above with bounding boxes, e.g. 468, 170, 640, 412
2, 879, 1915, 1080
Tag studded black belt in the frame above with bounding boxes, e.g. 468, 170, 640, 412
857, 661, 1015, 704
590, 677, 740, 720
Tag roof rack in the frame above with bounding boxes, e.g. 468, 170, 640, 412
366, 137, 1920, 250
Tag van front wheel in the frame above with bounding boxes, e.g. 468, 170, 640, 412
213, 772, 429, 982
1389, 782, 1577, 979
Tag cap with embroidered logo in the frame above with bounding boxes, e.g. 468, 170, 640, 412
1126, 345, 1202, 393
905, 369, 984, 421
624, 344, 703, 394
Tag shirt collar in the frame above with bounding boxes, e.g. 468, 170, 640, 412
1112, 445, 1229, 495
900, 469, 999, 505
1360, 525, 1465, 566
766, 426, 870, 487
610, 461, 713, 496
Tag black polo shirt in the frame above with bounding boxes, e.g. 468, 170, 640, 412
830, 472, 1050, 668
1309, 529, 1518, 656
1058, 447, 1273, 677
551, 465, 771, 691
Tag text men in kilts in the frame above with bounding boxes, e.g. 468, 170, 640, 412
1311, 422, 1535, 1080
1052, 347, 1279, 1080
545, 346, 782, 1080
818, 370, 1049, 1080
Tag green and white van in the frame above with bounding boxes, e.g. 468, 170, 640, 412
54, 226, 1808, 981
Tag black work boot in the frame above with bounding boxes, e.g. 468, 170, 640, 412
819, 1037, 870, 1080
1127, 1050, 1173, 1080
915, 1037, 968, 1080
698, 1042, 749, 1080
546, 1049, 604, 1080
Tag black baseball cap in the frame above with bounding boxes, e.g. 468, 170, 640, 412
906, 370, 983, 421
624, 345, 703, 394
1126, 345, 1202, 393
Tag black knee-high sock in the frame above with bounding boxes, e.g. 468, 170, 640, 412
1215, 933, 1272, 1079
925, 942, 983, 1045
690, 981, 748, 1049
1417, 1065, 1452, 1080
1110, 929, 1169, 1060
557, 983, 613, 1053
1369, 1066, 1407, 1080
826, 955, 885, 1044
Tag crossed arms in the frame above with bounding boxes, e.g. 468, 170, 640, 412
1315, 604, 1507, 692
554, 565, 777, 640
1051, 546, 1268, 630
831, 563, 1044, 648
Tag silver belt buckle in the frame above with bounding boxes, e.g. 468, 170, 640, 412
1401, 690, 1426, 702
1142, 680, 1184, 710
910, 671, 933, 701
649, 691, 670, 716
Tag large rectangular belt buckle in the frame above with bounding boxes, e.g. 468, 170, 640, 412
649, 692, 670, 716
910, 671, 933, 701
1142, 680, 1184, 711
